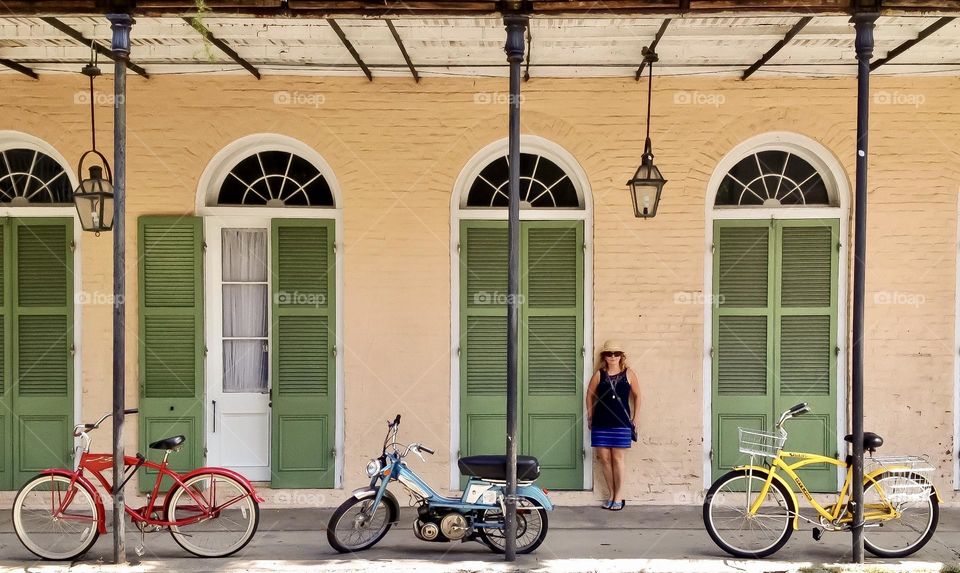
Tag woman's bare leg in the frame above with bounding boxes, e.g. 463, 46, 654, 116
595, 447, 614, 501
611, 448, 627, 501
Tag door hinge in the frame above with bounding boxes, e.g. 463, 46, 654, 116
710, 243, 715, 253
69, 344, 76, 357
330, 447, 336, 458
332, 345, 337, 357
582, 448, 587, 460
202, 345, 208, 357
709, 347, 714, 358
835, 345, 841, 356
582, 242, 587, 252
708, 448, 714, 462
456, 346, 461, 356
70, 240, 76, 252
837, 241, 842, 251
456, 242, 461, 253
203, 447, 208, 458
201, 241, 207, 252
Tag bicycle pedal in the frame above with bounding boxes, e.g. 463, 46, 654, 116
812, 527, 823, 542
135, 545, 146, 557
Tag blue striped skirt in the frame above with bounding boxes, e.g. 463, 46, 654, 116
591, 426, 632, 449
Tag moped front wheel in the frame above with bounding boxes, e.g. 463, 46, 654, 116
478, 496, 549, 554
327, 496, 393, 553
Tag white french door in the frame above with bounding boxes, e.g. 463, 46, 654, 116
205, 216, 272, 481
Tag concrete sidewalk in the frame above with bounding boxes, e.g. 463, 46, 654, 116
1, 505, 958, 572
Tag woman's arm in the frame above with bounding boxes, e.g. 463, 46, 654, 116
585, 371, 600, 429
627, 368, 641, 426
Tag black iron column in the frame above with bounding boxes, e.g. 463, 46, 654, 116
851, 12, 878, 564
503, 13, 527, 563
107, 12, 132, 565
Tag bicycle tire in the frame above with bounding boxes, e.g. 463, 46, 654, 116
165, 472, 260, 558
12, 473, 100, 560
703, 469, 796, 558
863, 471, 938, 558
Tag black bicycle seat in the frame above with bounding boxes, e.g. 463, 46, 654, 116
843, 432, 883, 452
149, 435, 186, 451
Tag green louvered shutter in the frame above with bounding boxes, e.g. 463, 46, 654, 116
138, 216, 204, 491
0, 222, 10, 490
522, 221, 583, 490
12, 219, 73, 488
774, 220, 838, 492
459, 221, 508, 476
712, 220, 774, 479
271, 219, 336, 488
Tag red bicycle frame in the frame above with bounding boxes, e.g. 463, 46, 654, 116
42, 451, 262, 535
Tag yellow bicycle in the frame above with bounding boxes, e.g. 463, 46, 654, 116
703, 403, 940, 559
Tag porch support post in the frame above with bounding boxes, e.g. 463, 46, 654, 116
851, 11, 878, 564
503, 13, 527, 563
107, 12, 132, 566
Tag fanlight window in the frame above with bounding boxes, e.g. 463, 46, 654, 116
715, 150, 835, 207
0, 148, 72, 205
466, 153, 581, 209
218, 150, 334, 207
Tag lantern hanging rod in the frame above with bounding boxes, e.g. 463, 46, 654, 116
635, 18, 670, 80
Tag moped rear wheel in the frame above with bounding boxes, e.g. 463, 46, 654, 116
13, 473, 100, 560
478, 496, 549, 554
166, 472, 259, 557
327, 496, 393, 553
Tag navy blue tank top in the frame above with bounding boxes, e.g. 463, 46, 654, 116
592, 369, 632, 429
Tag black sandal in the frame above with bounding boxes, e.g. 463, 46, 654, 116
610, 500, 626, 511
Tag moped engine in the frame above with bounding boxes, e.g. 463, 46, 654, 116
440, 513, 469, 540
414, 519, 441, 541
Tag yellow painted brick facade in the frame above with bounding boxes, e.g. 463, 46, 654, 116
1, 73, 958, 504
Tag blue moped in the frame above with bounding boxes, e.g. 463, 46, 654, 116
327, 414, 553, 554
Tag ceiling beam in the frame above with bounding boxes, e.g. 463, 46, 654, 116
40, 17, 150, 79
0, 58, 39, 79
870, 16, 955, 70
182, 17, 261, 79
741, 16, 812, 80
327, 19, 372, 81
384, 19, 419, 83
635, 18, 670, 80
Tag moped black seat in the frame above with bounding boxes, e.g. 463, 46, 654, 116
843, 432, 883, 452
458, 455, 540, 481
149, 435, 186, 451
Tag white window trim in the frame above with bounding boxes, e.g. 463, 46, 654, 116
449, 135, 594, 490
197, 134, 344, 487
954, 188, 960, 490
0, 132, 84, 468
702, 132, 850, 490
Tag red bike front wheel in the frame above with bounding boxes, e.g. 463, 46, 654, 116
13, 473, 101, 560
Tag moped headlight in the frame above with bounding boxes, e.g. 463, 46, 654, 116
366, 459, 381, 478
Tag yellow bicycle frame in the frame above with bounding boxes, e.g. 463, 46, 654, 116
735, 451, 940, 531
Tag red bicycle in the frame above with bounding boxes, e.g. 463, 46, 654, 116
12, 408, 263, 560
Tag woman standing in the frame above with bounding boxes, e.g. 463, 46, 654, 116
586, 340, 640, 511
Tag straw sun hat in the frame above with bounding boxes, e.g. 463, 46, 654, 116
600, 340, 624, 354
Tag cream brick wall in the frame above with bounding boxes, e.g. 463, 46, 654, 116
1, 73, 958, 505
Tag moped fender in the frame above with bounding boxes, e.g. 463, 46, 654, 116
178, 466, 266, 503
351, 487, 401, 524
40, 469, 108, 535
731, 465, 800, 530
517, 485, 554, 511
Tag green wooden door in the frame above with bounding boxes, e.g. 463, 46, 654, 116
270, 219, 336, 488
522, 222, 584, 489
7, 219, 74, 489
138, 216, 205, 491
712, 219, 839, 492
460, 220, 584, 490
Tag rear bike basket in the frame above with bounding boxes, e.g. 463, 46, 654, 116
738, 427, 786, 459
866, 455, 935, 503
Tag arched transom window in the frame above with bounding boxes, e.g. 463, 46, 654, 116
715, 150, 836, 208
465, 152, 582, 209
0, 148, 72, 205
217, 150, 334, 207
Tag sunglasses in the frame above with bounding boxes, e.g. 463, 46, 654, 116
601, 351, 623, 358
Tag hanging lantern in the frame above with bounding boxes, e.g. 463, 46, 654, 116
627, 47, 667, 218
73, 52, 114, 234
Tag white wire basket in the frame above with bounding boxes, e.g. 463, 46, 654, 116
738, 427, 787, 459
866, 455, 935, 503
